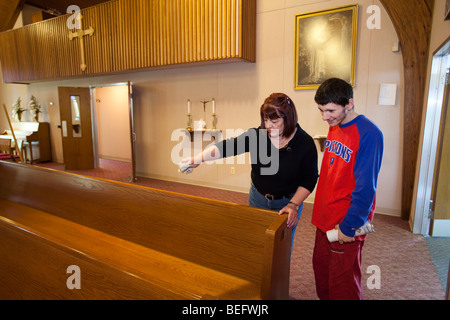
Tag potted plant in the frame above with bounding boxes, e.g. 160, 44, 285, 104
29, 95, 42, 122
12, 97, 26, 122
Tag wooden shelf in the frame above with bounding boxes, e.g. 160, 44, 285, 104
313, 135, 327, 152
185, 129, 222, 142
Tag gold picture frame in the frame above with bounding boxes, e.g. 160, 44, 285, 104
445, 0, 450, 20
294, 4, 358, 90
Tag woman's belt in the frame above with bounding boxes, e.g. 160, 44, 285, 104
255, 184, 293, 200
264, 193, 288, 200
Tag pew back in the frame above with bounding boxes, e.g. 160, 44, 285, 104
0, 161, 290, 299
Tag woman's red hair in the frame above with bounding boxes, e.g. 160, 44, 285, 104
260, 93, 298, 137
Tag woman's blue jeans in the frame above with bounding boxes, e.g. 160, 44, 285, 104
248, 183, 303, 256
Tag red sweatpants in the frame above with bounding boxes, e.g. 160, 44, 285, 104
312, 228, 364, 300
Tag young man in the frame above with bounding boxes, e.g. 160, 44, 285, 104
311, 78, 384, 300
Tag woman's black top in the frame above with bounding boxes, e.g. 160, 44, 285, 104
215, 124, 319, 197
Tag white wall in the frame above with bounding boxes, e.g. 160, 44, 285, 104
0, 0, 404, 216
94, 85, 131, 162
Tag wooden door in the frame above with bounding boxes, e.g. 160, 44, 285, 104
430, 74, 450, 236
58, 87, 94, 170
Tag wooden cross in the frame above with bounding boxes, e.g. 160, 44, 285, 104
68, 14, 94, 72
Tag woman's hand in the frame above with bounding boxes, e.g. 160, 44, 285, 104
181, 157, 200, 169
180, 145, 220, 170
278, 203, 299, 229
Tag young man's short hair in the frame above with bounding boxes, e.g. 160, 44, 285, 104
314, 78, 353, 107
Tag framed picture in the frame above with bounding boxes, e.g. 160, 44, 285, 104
445, 0, 450, 20
294, 5, 358, 90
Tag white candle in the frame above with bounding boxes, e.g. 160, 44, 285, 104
212, 98, 215, 114
187, 99, 191, 114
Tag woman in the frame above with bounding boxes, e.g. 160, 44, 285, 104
183, 93, 318, 251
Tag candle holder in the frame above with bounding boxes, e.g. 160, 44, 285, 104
212, 113, 216, 130
186, 113, 192, 131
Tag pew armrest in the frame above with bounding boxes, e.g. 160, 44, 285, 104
261, 215, 291, 300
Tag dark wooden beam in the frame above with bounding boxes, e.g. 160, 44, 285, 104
379, 0, 434, 220
0, 0, 25, 32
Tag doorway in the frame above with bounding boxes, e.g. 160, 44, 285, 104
91, 82, 136, 182
413, 39, 450, 236
57, 82, 136, 182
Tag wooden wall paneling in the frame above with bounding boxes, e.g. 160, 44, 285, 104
193, 0, 198, 61
231, 0, 236, 56
195, 0, 200, 61
200, 0, 205, 61
123, 0, 132, 70
133, 0, 142, 69
54, 22, 65, 77
237, 0, 243, 58
9, 30, 20, 80
167, 0, 172, 64
242, 0, 256, 62
110, 0, 117, 70
34, 23, 43, 78
63, 17, 79, 78
226, 0, 231, 58
84, 3, 108, 75
16, 29, 30, 80
10, 31, 18, 79
207, 0, 212, 60
227, 0, 233, 58
223, 0, 228, 58
199, 0, 205, 60
219, 0, 224, 58
379, 0, 434, 220
168, 0, 174, 64
30, 25, 41, 79
161, 0, 167, 65
0, 0, 256, 83
176, 0, 182, 64
131, 0, 139, 69
103, 2, 115, 73
0, 32, 15, 81
194, 0, 199, 61
139, 0, 146, 68
218, 0, 223, 59
27, 26, 36, 79
213, 0, 218, 59
188, 0, 194, 62
116, 0, 126, 70
41, 22, 51, 77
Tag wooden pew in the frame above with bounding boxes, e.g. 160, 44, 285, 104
0, 161, 291, 300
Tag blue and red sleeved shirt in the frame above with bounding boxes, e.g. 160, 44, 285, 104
312, 115, 384, 238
